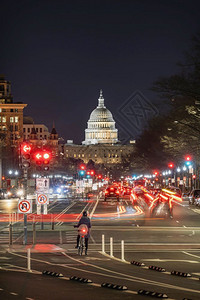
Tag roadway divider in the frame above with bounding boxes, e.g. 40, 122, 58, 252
149, 266, 166, 272
130, 260, 145, 266
138, 289, 168, 298
42, 270, 63, 277
171, 270, 191, 277
70, 276, 92, 283
101, 282, 128, 290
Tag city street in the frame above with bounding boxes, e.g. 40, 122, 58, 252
0, 194, 200, 299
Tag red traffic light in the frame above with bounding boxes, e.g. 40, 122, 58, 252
90, 170, 95, 176
154, 171, 158, 176
185, 155, 192, 161
21, 143, 31, 154
80, 164, 86, 170
98, 174, 102, 179
168, 162, 174, 168
192, 175, 196, 179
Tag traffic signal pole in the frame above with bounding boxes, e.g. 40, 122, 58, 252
23, 168, 28, 245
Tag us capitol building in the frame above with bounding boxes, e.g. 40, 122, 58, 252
64, 91, 135, 166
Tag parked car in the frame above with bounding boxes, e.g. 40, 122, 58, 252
189, 189, 200, 205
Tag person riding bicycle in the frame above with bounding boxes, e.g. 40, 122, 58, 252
74, 211, 91, 255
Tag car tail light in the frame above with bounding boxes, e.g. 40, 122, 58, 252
105, 190, 109, 194
116, 190, 119, 194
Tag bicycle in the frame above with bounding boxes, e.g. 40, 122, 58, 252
75, 224, 88, 256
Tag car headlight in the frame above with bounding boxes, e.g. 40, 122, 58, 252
17, 189, 24, 196
7, 191, 12, 196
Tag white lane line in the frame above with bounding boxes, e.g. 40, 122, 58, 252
9, 251, 200, 295
182, 251, 200, 260
176, 220, 179, 223
90, 196, 99, 219
10, 292, 18, 295
183, 225, 187, 228
76, 202, 91, 221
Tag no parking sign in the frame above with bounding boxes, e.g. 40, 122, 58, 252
18, 199, 32, 214
36, 193, 49, 205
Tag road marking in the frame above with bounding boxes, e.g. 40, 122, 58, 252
90, 196, 99, 219
10, 292, 18, 295
183, 225, 187, 228
142, 259, 199, 264
56, 201, 77, 224
9, 252, 200, 295
189, 230, 195, 237
182, 251, 200, 260
176, 220, 179, 223
76, 202, 91, 221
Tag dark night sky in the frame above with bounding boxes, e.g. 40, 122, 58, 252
1, 0, 200, 143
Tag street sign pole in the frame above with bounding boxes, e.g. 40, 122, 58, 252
23, 169, 28, 245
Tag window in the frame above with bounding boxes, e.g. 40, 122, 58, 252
2, 109, 6, 112
10, 117, 14, 123
15, 125, 18, 131
10, 125, 13, 131
27, 128, 30, 133
15, 116, 18, 122
23, 128, 25, 132
36, 128, 38, 132
10, 109, 13, 112
0, 108, 1, 112
2, 116, 6, 122
40, 128, 42, 133
0, 116, 1, 122
15, 109, 18, 112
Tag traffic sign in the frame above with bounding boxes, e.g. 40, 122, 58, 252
36, 178, 49, 193
36, 193, 49, 205
18, 199, 32, 214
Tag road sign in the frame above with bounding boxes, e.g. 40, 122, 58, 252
18, 199, 32, 214
36, 193, 49, 205
36, 178, 49, 193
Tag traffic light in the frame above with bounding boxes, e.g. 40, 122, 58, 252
154, 171, 158, 176
33, 149, 52, 171
90, 170, 95, 176
80, 164, 86, 170
185, 155, 192, 166
168, 162, 174, 169
185, 155, 192, 161
20, 142, 32, 169
79, 170, 85, 176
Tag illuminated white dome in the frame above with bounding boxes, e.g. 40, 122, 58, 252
82, 90, 118, 145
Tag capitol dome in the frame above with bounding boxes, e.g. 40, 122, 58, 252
82, 90, 118, 145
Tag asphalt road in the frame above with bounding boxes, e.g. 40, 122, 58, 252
0, 194, 200, 299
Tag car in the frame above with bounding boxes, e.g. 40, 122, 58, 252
0, 189, 7, 199
188, 189, 200, 205
195, 197, 200, 207
122, 186, 132, 196
104, 186, 120, 201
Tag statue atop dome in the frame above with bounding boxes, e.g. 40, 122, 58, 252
98, 89, 105, 108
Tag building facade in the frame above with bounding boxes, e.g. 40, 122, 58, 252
0, 76, 27, 145
23, 124, 50, 140
64, 91, 135, 166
